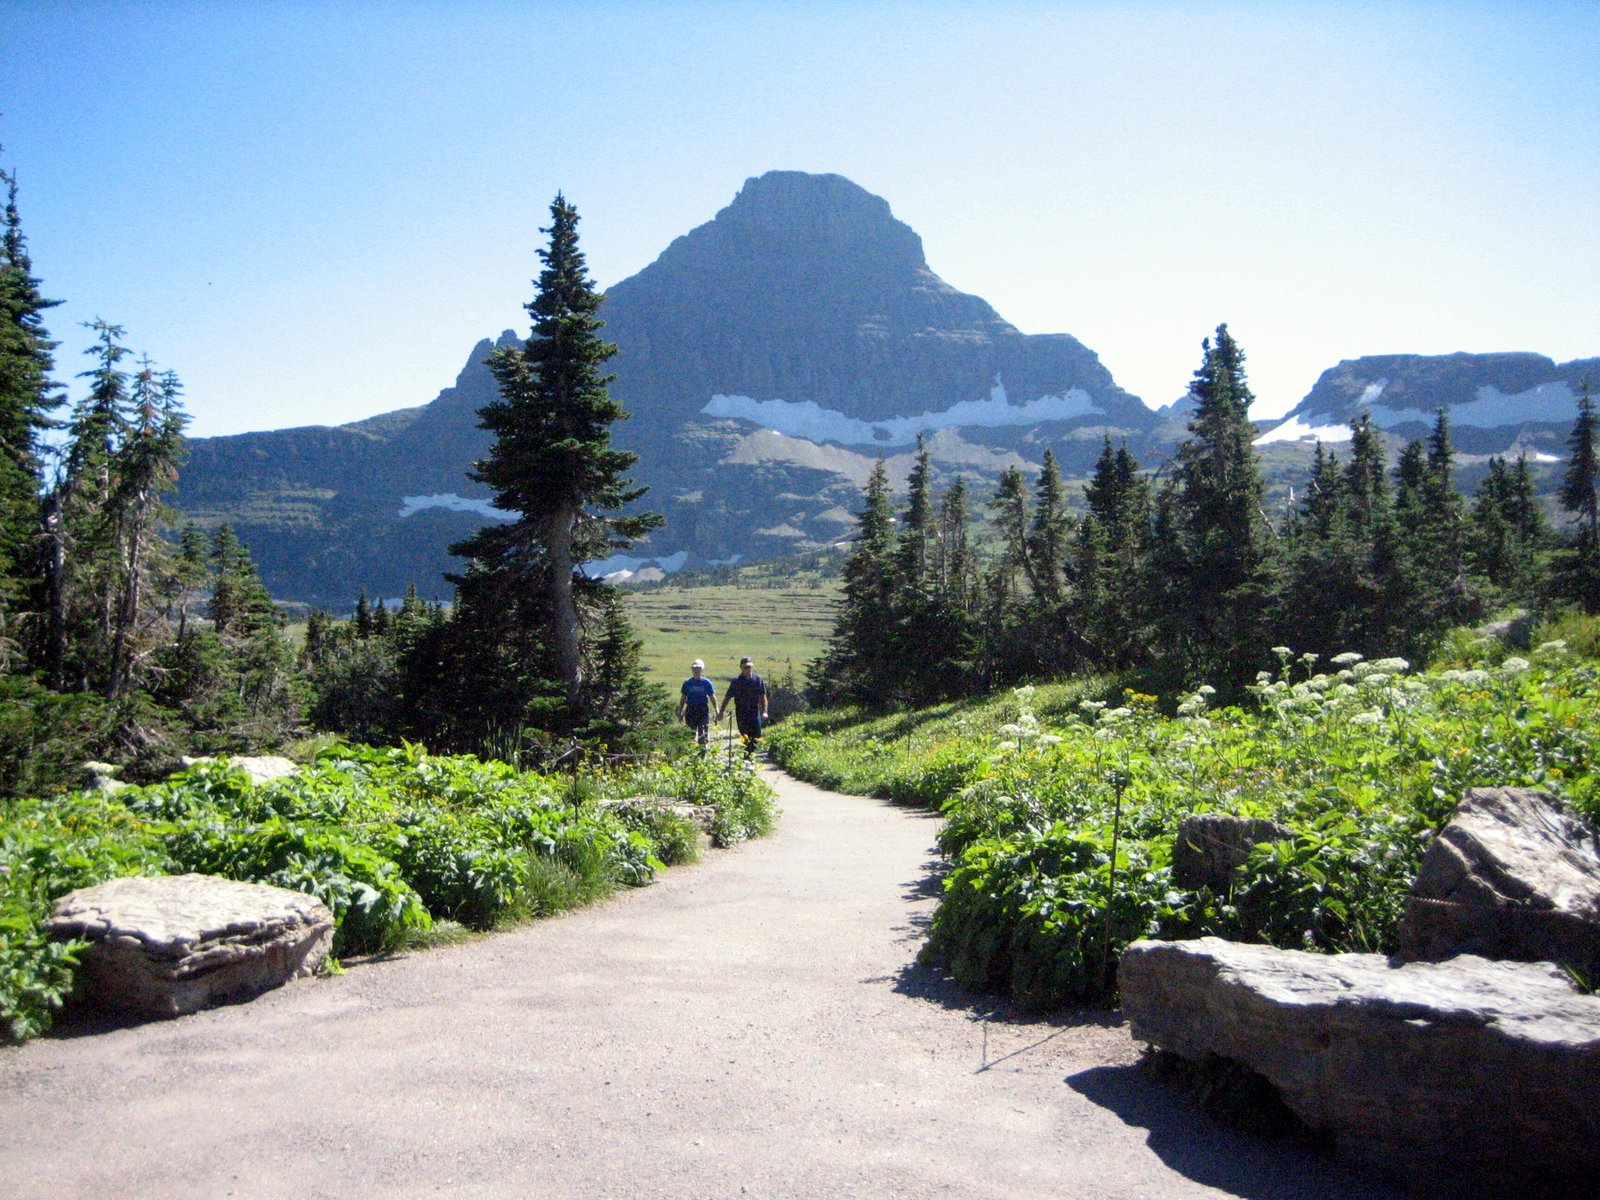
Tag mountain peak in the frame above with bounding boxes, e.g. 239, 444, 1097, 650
628, 170, 928, 286
717, 171, 925, 266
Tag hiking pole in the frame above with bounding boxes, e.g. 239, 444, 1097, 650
1101, 769, 1128, 996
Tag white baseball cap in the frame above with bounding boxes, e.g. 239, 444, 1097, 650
691, 659, 704, 669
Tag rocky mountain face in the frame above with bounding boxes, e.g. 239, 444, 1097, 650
176, 171, 1159, 606
1255, 352, 1600, 458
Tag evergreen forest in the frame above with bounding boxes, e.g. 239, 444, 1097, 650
817, 324, 1599, 709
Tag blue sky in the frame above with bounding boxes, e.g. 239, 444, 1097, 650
3, 1, 1597, 437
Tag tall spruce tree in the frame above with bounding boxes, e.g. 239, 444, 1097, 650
1556, 380, 1600, 612
105, 362, 187, 699
1471, 454, 1548, 602
40, 321, 134, 689
451, 195, 661, 736
1152, 324, 1272, 689
893, 436, 936, 592
814, 458, 896, 704
1406, 410, 1479, 644
1027, 449, 1071, 605
0, 157, 61, 662
919, 477, 980, 698
1075, 438, 1152, 668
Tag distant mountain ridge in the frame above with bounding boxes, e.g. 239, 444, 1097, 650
174, 172, 1597, 606
1256, 352, 1600, 457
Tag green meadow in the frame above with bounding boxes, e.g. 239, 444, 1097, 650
623, 580, 840, 692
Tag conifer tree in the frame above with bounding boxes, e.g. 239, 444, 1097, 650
161, 522, 210, 644
1332, 414, 1406, 655
1027, 449, 1071, 605
1278, 441, 1352, 657
1556, 380, 1600, 611
105, 362, 187, 699
1471, 455, 1548, 602
893, 436, 936, 592
935, 478, 975, 608
916, 478, 981, 698
39, 321, 134, 688
1401, 410, 1479, 645
0, 157, 61, 661
580, 589, 663, 748
1151, 324, 1272, 688
451, 194, 661, 737
991, 465, 1036, 594
980, 465, 1043, 683
814, 460, 903, 703
1075, 438, 1152, 667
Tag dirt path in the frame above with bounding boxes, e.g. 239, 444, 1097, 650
1, 769, 1398, 1199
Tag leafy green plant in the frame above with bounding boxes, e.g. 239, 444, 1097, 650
785, 648, 1600, 1009
0, 740, 775, 1041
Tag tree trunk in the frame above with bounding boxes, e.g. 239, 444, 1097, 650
40, 490, 69, 689
545, 506, 583, 709
107, 489, 149, 700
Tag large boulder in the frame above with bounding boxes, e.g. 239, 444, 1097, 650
1119, 936, 1600, 1193
1170, 813, 1292, 891
78, 761, 129, 796
1397, 786, 1600, 980
44, 874, 333, 1018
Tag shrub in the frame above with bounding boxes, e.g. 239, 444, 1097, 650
787, 650, 1600, 1009
0, 740, 778, 1041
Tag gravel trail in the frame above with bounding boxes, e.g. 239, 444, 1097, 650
1, 768, 1399, 1199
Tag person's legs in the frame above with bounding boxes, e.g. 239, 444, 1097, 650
737, 717, 761, 757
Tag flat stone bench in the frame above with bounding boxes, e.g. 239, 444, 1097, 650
45, 874, 333, 1019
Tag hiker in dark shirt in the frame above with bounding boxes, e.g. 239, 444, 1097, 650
717, 656, 770, 757
677, 659, 716, 749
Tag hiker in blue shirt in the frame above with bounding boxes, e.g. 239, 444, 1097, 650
677, 659, 716, 748
717, 656, 770, 757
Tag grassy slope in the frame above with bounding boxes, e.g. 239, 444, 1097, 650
622, 579, 839, 692
286, 577, 839, 706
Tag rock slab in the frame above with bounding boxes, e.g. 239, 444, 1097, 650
45, 874, 333, 1018
1398, 786, 1600, 980
1120, 936, 1600, 1192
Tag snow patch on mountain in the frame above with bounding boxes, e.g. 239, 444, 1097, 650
1365, 381, 1578, 429
1258, 380, 1580, 446
702, 376, 1102, 447
400, 493, 512, 520
1254, 414, 1356, 445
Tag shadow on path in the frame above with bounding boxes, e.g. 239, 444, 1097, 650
1067, 1063, 1402, 1200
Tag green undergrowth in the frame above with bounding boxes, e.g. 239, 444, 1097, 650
772, 638, 1600, 1012
1, 743, 776, 1044
765, 674, 1123, 805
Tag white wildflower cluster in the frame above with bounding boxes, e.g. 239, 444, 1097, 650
1076, 697, 1134, 741
1248, 650, 1431, 728
1175, 684, 1216, 719
995, 686, 1061, 753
